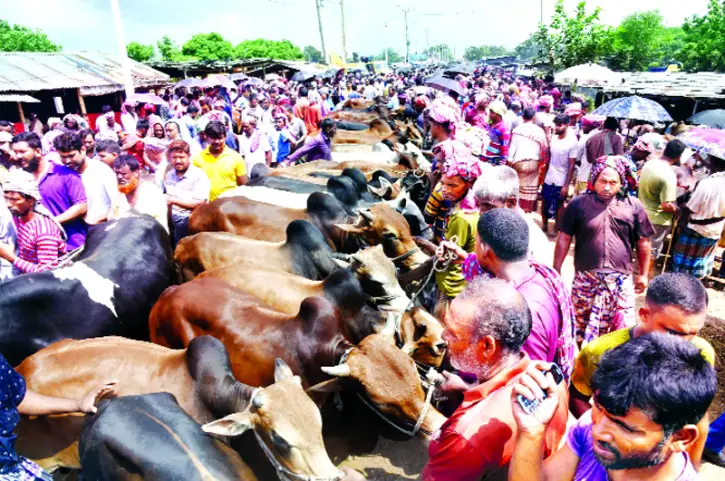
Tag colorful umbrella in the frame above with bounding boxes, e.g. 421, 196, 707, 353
688, 109, 725, 129
678, 127, 725, 160
126, 93, 167, 106
424, 74, 464, 96
592, 95, 673, 123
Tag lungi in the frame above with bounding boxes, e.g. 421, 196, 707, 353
512, 159, 540, 213
571, 270, 635, 347
1, 458, 52, 481
541, 183, 562, 219
672, 227, 718, 279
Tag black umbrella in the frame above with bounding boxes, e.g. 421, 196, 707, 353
444, 63, 475, 76
424, 74, 464, 96
291, 70, 318, 82
688, 109, 725, 129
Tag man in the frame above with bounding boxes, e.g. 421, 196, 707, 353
294, 87, 322, 135
483, 100, 511, 166
13, 132, 87, 251
423, 277, 569, 481
79, 129, 96, 157
574, 115, 605, 194
585, 117, 623, 166
95, 139, 122, 168
0, 169, 65, 274
541, 114, 578, 235
638, 139, 684, 274
507, 108, 548, 213
191, 120, 247, 201
0, 131, 14, 179
122, 119, 149, 167
509, 333, 715, 481
242, 93, 264, 121
284, 118, 336, 165
54, 132, 117, 225
0, 184, 16, 281
163, 140, 210, 246
109, 154, 168, 232
554, 156, 654, 346
238, 116, 272, 172
0, 120, 14, 134
283, 104, 307, 150
672, 153, 725, 279
25, 112, 44, 136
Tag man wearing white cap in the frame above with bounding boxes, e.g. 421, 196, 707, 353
0, 169, 66, 275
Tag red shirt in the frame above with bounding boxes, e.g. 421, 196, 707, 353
423, 354, 569, 481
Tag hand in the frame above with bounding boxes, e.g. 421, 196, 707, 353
340, 467, 366, 481
437, 241, 467, 264
164, 194, 177, 206
439, 371, 471, 394
0, 242, 15, 262
560, 185, 569, 199
76, 380, 118, 414
510, 362, 560, 436
634, 274, 648, 294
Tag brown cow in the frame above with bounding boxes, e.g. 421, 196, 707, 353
15, 336, 343, 480
333, 119, 395, 145
149, 284, 446, 435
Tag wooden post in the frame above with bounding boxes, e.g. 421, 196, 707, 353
17, 102, 25, 124
77, 89, 87, 115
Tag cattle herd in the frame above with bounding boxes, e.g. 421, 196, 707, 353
2, 132, 455, 479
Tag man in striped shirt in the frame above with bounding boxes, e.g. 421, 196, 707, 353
0, 169, 66, 274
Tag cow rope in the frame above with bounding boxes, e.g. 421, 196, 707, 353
248, 390, 345, 481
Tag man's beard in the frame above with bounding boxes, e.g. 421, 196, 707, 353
450, 347, 491, 381
23, 157, 40, 173
118, 176, 139, 195
595, 438, 670, 471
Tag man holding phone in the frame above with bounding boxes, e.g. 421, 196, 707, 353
423, 277, 569, 481
509, 333, 715, 481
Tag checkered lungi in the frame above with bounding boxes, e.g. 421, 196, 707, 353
571, 270, 635, 347
1, 458, 52, 481
512, 159, 540, 213
672, 227, 718, 279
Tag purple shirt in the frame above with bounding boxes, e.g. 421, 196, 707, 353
39, 162, 88, 250
569, 411, 699, 481
513, 270, 562, 363
286, 132, 332, 164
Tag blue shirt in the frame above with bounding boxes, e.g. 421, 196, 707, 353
0, 353, 25, 472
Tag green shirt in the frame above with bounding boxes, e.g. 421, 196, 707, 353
435, 210, 478, 298
638, 158, 677, 226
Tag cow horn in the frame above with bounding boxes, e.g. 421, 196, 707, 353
380, 312, 398, 338
350, 253, 364, 265
252, 393, 265, 410
360, 210, 375, 223
321, 364, 352, 377
330, 252, 352, 261
367, 184, 388, 199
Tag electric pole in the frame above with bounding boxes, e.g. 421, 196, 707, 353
315, 0, 328, 64
109, 0, 134, 97
384, 22, 389, 65
540, 0, 543, 24
339, 0, 348, 64
404, 9, 410, 64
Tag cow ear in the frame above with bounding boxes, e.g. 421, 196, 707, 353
202, 412, 253, 437
274, 358, 295, 382
334, 223, 366, 234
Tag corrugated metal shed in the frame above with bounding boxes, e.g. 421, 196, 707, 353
0, 94, 40, 103
603, 72, 725, 99
0, 52, 170, 95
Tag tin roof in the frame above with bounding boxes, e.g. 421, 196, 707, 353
602, 72, 725, 100
0, 52, 170, 94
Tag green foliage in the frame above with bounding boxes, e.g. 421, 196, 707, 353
182, 33, 234, 61
427, 44, 452, 62
463, 45, 511, 61
157, 36, 184, 61
126, 42, 154, 62
304, 45, 324, 63
680, 0, 725, 72
0, 19, 61, 52
535, 0, 611, 70
514, 34, 543, 61
607, 11, 684, 71
374, 48, 404, 63
235, 39, 303, 60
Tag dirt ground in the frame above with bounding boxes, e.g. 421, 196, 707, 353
337, 213, 725, 480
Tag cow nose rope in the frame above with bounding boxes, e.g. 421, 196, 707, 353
402, 235, 460, 314
248, 390, 345, 481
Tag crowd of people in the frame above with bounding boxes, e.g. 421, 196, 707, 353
0, 64, 724, 481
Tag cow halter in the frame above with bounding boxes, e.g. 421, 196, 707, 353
248, 389, 345, 481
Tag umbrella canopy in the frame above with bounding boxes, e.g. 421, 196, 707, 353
264, 73, 283, 81
444, 63, 475, 76
592, 96, 673, 123
245, 77, 264, 86
291, 70, 319, 82
230, 73, 249, 81
204, 74, 230, 87
126, 93, 167, 106
678, 127, 725, 160
688, 109, 725, 129
424, 74, 464, 97
555, 63, 623, 86
0, 94, 40, 103
174, 78, 206, 90
320, 68, 343, 80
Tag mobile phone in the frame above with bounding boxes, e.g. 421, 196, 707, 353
517, 364, 564, 415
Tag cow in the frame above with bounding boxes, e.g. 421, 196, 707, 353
149, 290, 447, 436
175, 220, 338, 281
0, 215, 173, 365
79, 393, 259, 481
15, 336, 347, 480
332, 119, 395, 146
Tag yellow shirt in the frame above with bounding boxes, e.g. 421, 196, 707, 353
571, 327, 716, 396
191, 147, 246, 201
435, 209, 479, 298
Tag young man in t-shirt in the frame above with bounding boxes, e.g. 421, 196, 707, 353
541, 114, 578, 234
509, 333, 715, 481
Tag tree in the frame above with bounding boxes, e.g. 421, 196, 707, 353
235, 39, 303, 60
608, 11, 673, 71
426, 44, 452, 62
304, 45, 324, 63
0, 19, 61, 52
181, 33, 234, 61
463, 45, 511, 61
680, 0, 725, 72
374, 48, 404, 63
514, 33, 543, 61
535, 0, 611, 70
126, 42, 154, 62
157, 35, 183, 61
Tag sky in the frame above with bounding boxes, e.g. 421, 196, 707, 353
0, 0, 713, 58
